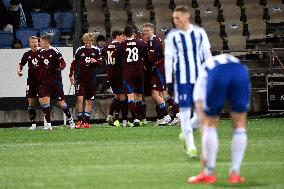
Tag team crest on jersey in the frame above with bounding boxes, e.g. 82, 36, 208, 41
32, 58, 38, 66
91, 53, 95, 56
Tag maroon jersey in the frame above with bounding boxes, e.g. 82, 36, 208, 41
102, 40, 122, 78
20, 48, 41, 79
120, 38, 147, 71
146, 35, 164, 69
38, 47, 66, 82
73, 45, 102, 81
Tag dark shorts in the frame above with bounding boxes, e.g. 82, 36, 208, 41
123, 69, 144, 94
75, 79, 96, 100
26, 78, 39, 98
109, 77, 123, 94
151, 66, 166, 92
39, 80, 65, 100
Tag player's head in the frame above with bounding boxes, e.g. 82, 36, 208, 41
123, 25, 134, 38
29, 36, 38, 50
82, 33, 94, 48
142, 23, 155, 40
112, 30, 124, 42
96, 35, 106, 48
40, 35, 52, 49
173, 6, 191, 30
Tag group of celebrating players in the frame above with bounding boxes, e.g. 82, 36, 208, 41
17, 5, 250, 185
17, 23, 181, 130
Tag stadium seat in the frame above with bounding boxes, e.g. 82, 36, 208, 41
40, 28, 61, 43
108, 0, 127, 32
0, 31, 14, 48
15, 28, 39, 48
31, 12, 51, 29
54, 11, 74, 33
267, 1, 284, 24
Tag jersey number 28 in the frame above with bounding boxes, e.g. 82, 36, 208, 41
126, 47, 138, 62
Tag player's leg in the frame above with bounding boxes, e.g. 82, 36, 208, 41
176, 83, 197, 158
152, 89, 171, 125
57, 99, 75, 129
111, 94, 121, 127
83, 99, 92, 128
163, 90, 180, 124
75, 83, 84, 128
40, 96, 52, 130
189, 66, 229, 184
27, 98, 37, 130
228, 64, 250, 183
75, 96, 84, 128
107, 96, 119, 125
134, 93, 143, 127
119, 93, 128, 127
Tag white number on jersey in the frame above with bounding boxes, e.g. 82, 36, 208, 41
126, 47, 139, 62
107, 51, 115, 65
85, 57, 91, 64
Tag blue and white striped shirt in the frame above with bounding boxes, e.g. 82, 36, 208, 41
164, 24, 212, 84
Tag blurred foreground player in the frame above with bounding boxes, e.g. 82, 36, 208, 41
17, 36, 41, 130
103, 30, 128, 127
70, 33, 103, 129
188, 54, 250, 184
120, 25, 147, 127
38, 35, 75, 130
165, 6, 212, 158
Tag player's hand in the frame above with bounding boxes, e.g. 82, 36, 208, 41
90, 58, 98, 64
69, 76, 76, 85
17, 68, 23, 77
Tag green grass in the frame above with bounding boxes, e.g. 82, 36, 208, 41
0, 118, 284, 189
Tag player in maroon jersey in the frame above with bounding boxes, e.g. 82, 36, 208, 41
143, 23, 180, 125
102, 30, 129, 127
17, 36, 41, 130
119, 25, 147, 127
38, 35, 75, 130
69, 33, 103, 129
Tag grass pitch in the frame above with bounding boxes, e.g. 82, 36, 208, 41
0, 118, 284, 189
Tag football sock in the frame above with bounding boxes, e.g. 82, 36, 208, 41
62, 103, 72, 119
120, 100, 128, 121
202, 126, 218, 175
77, 112, 83, 121
135, 100, 143, 120
109, 98, 119, 115
41, 104, 51, 123
159, 103, 168, 118
84, 112, 91, 123
165, 96, 179, 116
114, 100, 120, 120
230, 128, 247, 174
156, 105, 162, 120
141, 100, 146, 119
128, 100, 137, 121
28, 106, 36, 122
190, 111, 200, 129
180, 108, 196, 151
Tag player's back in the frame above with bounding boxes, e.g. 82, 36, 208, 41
103, 41, 122, 77
120, 38, 146, 70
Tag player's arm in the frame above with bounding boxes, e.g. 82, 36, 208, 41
54, 49, 66, 70
154, 38, 165, 66
200, 29, 212, 63
69, 59, 77, 84
17, 52, 28, 77
164, 34, 175, 84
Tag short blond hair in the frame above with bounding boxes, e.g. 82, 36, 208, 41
174, 5, 191, 17
82, 33, 95, 43
143, 23, 154, 30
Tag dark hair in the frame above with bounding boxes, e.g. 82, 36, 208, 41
96, 35, 106, 43
174, 5, 190, 14
123, 25, 134, 37
112, 30, 123, 39
11, 39, 22, 48
40, 34, 52, 44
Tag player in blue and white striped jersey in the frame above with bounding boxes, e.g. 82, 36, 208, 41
188, 54, 250, 184
164, 6, 212, 158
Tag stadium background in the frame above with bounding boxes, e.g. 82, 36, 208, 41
0, 0, 283, 126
